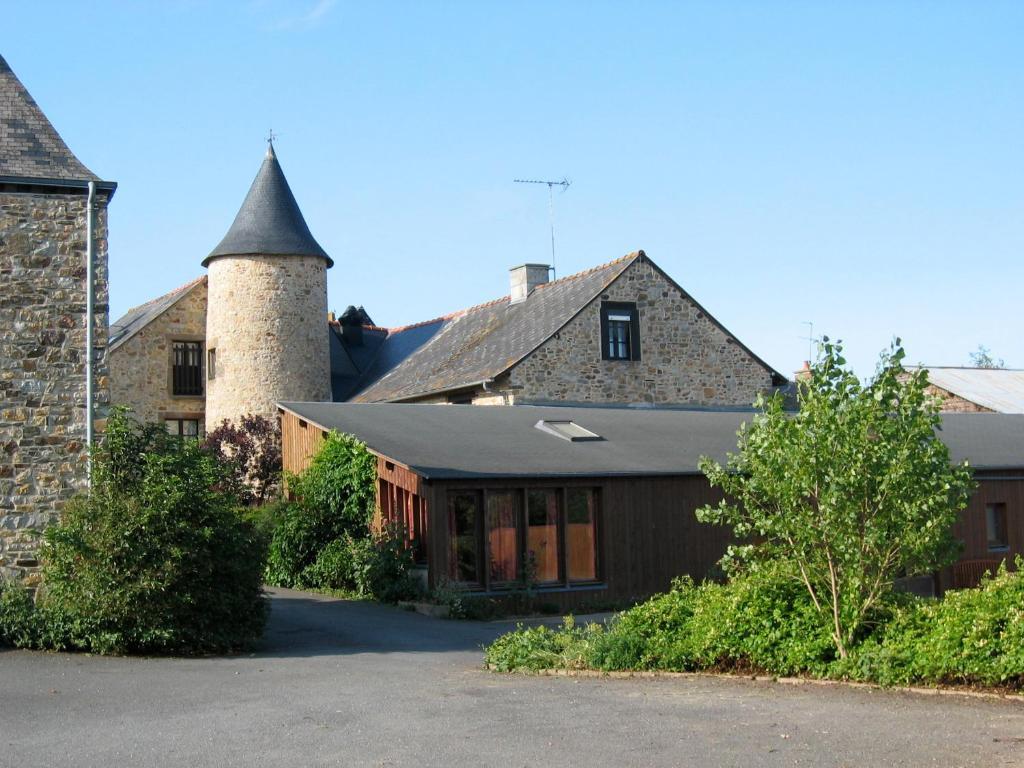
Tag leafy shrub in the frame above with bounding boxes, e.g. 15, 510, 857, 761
29, 409, 268, 655
838, 559, 1024, 688
0, 580, 42, 649
485, 618, 600, 672
287, 432, 377, 533
203, 414, 282, 506
265, 499, 350, 588
300, 538, 356, 591
265, 432, 378, 590
489, 568, 839, 677
347, 523, 420, 603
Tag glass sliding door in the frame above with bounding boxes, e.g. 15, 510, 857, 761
448, 491, 481, 585
527, 489, 561, 584
567, 488, 598, 582
486, 491, 520, 584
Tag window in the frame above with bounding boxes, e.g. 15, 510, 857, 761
567, 488, 599, 582
527, 489, 561, 583
600, 302, 640, 361
171, 341, 203, 396
487, 491, 520, 583
448, 491, 482, 584
986, 503, 1009, 551
446, 486, 600, 590
207, 348, 216, 380
165, 417, 200, 440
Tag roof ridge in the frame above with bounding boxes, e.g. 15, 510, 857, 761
115, 275, 207, 320
383, 251, 642, 333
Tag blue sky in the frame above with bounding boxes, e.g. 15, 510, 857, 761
6, 1, 1022, 376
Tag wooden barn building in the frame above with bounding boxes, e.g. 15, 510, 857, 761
279, 403, 1024, 607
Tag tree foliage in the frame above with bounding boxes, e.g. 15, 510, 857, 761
265, 431, 378, 588
697, 339, 975, 658
31, 408, 268, 654
968, 344, 1005, 369
203, 413, 282, 506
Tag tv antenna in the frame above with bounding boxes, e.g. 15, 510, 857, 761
514, 177, 570, 278
800, 321, 819, 362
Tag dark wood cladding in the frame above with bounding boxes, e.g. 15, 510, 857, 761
278, 408, 1024, 608
431, 474, 733, 607
937, 472, 1024, 591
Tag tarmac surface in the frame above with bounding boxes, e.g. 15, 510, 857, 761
1, 587, 1022, 767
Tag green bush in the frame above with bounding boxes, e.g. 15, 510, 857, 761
265, 432, 377, 590
265, 499, 350, 588
347, 524, 420, 603
287, 432, 377, 532
0, 581, 42, 649
300, 538, 356, 591
838, 559, 1024, 688
486, 562, 1024, 691
24, 409, 268, 655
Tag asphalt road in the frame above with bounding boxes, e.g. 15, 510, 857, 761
1, 588, 1022, 768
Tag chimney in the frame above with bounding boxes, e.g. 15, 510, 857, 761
794, 361, 812, 381
509, 263, 551, 304
339, 305, 364, 346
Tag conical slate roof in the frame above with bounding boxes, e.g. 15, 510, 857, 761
0, 54, 98, 181
203, 143, 332, 267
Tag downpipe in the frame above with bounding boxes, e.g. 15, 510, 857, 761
85, 181, 95, 486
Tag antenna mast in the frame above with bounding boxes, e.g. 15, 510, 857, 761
514, 177, 570, 278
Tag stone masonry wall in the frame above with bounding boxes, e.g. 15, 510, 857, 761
505, 256, 775, 406
0, 191, 109, 584
109, 278, 207, 426
205, 255, 331, 430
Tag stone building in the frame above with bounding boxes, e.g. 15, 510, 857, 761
0, 54, 115, 583
341, 251, 785, 406
109, 143, 333, 433
110, 146, 786, 431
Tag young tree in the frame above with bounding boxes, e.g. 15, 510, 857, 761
203, 414, 282, 506
697, 339, 974, 658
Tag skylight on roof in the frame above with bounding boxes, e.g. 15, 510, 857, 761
534, 420, 603, 442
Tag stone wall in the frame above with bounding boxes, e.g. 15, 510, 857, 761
505, 256, 776, 406
0, 190, 109, 584
109, 278, 207, 426
205, 255, 331, 429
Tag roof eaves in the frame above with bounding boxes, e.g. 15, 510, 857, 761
0, 175, 117, 199
109, 276, 206, 352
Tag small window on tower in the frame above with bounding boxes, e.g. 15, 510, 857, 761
207, 348, 217, 380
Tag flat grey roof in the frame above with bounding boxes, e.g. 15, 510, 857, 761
278, 402, 1024, 480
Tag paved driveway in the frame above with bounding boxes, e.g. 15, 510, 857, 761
1, 588, 1022, 768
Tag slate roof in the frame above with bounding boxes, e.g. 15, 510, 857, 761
109, 276, 207, 351
0, 54, 98, 182
347, 253, 638, 402
911, 367, 1024, 414
345, 251, 785, 403
204, 143, 332, 267
278, 402, 1024, 480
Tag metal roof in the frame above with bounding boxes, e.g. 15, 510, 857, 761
0, 54, 99, 182
109, 276, 207, 351
912, 367, 1024, 414
278, 403, 1024, 480
204, 143, 331, 267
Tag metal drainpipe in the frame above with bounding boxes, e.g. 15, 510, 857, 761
85, 181, 95, 484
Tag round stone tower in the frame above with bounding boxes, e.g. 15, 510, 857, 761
203, 142, 333, 430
